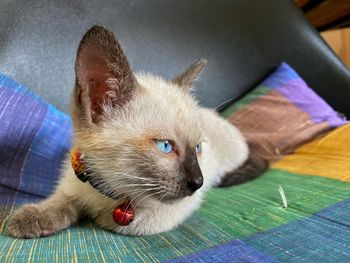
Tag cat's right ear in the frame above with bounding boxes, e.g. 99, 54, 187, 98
73, 25, 137, 126
171, 59, 207, 91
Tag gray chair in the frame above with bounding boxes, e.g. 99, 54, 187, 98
1, 0, 349, 116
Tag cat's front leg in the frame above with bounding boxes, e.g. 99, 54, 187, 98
7, 191, 81, 238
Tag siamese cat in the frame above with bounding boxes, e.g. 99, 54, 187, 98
7, 26, 267, 238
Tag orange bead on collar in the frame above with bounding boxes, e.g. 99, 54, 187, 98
71, 149, 88, 182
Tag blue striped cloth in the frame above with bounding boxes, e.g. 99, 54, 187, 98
0, 73, 71, 206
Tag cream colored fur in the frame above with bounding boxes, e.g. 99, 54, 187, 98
54, 74, 248, 235
7, 26, 249, 238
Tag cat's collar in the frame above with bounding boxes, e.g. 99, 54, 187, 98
70, 149, 135, 226
71, 149, 117, 199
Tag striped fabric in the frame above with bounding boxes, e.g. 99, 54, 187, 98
221, 63, 347, 161
0, 64, 350, 262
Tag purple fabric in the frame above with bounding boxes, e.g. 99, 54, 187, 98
255, 62, 347, 128
275, 79, 347, 128
0, 73, 72, 205
260, 62, 300, 89
168, 240, 277, 263
0, 87, 48, 204
20, 105, 71, 198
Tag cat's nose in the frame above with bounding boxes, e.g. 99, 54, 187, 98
183, 151, 203, 192
187, 176, 203, 192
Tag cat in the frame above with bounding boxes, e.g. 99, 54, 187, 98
7, 25, 267, 238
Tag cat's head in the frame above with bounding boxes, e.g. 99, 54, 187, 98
72, 26, 207, 203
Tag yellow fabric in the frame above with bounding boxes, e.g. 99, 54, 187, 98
272, 123, 350, 182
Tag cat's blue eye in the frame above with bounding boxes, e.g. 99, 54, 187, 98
195, 143, 202, 154
155, 140, 173, 154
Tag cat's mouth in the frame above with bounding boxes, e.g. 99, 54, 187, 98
149, 183, 202, 203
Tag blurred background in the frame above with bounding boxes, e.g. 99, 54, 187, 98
296, 0, 350, 67
1, 0, 349, 114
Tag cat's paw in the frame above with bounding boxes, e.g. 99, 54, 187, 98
7, 204, 57, 238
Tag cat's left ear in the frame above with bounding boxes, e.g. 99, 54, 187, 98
73, 25, 137, 126
171, 59, 207, 91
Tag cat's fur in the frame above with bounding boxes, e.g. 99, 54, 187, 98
7, 26, 267, 238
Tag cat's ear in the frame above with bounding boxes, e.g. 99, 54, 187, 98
171, 59, 207, 91
73, 25, 137, 125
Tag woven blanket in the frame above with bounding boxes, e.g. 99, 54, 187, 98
1, 73, 350, 262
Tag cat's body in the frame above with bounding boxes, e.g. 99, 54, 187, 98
56, 104, 248, 236
7, 26, 266, 238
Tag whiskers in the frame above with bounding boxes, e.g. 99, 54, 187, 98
74, 154, 170, 208
84, 167, 167, 204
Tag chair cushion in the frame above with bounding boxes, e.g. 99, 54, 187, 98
221, 63, 347, 161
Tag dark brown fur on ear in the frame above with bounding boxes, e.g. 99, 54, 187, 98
74, 25, 137, 125
218, 151, 268, 187
171, 58, 207, 89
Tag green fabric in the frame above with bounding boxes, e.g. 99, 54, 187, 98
199, 169, 350, 237
0, 213, 231, 262
219, 86, 269, 118
1, 169, 349, 262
